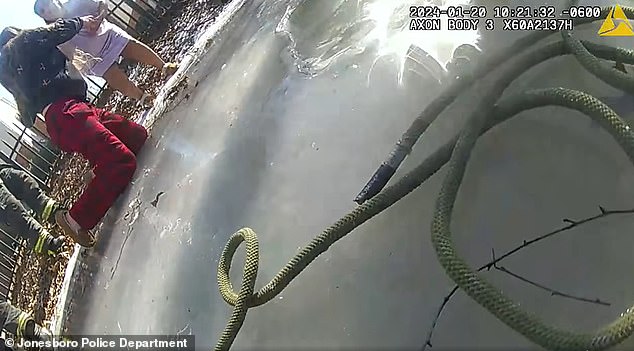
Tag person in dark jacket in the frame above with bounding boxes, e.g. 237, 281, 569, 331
0, 16, 149, 248
0, 300, 55, 350
0, 164, 65, 256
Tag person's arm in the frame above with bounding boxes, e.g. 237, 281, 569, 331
14, 96, 38, 128
0, 65, 37, 128
15, 95, 38, 128
21, 17, 85, 50
33, 114, 50, 138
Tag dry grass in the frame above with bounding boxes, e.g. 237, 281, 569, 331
9, 0, 224, 324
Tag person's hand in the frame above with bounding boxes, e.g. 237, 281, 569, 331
80, 15, 100, 35
97, 2, 108, 21
92, 2, 108, 28
95, 12, 106, 27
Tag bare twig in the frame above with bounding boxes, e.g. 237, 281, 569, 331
422, 206, 634, 351
492, 264, 610, 306
490, 249, 609, 305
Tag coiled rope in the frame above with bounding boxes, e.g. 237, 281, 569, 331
215, 5, 634, 351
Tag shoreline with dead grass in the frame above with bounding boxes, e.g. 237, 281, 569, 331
10, 0, 228, 331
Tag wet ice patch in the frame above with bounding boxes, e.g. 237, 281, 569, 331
276, 0, 478, 84
362, 0, 479, 84
122, 191, 143, 227
176, 324, 192, 336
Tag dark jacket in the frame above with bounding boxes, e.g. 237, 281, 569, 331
0, 18, 88, 127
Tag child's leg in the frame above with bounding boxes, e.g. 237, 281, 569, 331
102, 64, 146, 101
84, 107, 148, 185
45, 100, 147, 232
0, 185, 63, 256
0, 167, 62, 224
97, 108, 148, 155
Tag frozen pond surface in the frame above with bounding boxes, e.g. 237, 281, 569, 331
63, 0, 634, 349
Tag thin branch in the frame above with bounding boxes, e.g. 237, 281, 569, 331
493, 263, 610, 306
422, 206, 634, 351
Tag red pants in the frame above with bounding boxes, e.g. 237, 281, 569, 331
45, 98, 148, 230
